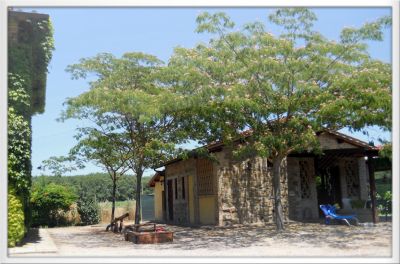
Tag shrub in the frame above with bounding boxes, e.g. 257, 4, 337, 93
8, 186, 25, 247
77, 197, 100, 225
378, 191, 392, 217
31, 183, 77, 227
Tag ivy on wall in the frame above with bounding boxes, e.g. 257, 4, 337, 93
8, 18, 55, 115
8, 186, 26, 247
8, 11, 54, 245
8, 73, 31, 192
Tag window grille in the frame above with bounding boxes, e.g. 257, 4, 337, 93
299, 160, 312, 199
345, 160, 360, 198
197, 159, 214, 195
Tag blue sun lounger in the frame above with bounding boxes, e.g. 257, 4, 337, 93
319, 204, 359, 226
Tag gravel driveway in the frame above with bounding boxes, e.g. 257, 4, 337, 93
9, 221, 392, 257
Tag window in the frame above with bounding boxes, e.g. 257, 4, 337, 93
182, 177, 185, 200
299, 160, 311, 199
174, 178, 178, 199
197, 159, 214, 195
345, 160, 360, 198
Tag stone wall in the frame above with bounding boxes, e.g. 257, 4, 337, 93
338, 157, 368, 201
215, 147, 289, 226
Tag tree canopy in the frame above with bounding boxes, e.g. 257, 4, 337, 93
64, 52, 188, 224
62, 8, 391, 230
167, 8, 391, 230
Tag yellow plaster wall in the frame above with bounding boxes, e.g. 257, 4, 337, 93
199, 196, 216, 225
154, 182, 164, 221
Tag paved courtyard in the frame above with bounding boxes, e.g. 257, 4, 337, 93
8, 221, 392, 258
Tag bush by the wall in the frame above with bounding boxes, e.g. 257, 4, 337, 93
8, 187, 25, 247
31, 183, 77, 227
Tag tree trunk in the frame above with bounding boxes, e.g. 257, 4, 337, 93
135, 170, 143, 225
272, 156, 285, 231
111, 178, 116, 226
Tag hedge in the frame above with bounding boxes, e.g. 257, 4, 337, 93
8, 186, 25, 247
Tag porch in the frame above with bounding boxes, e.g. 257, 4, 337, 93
287, 147, 380, 223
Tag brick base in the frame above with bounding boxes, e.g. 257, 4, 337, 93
125, 231, 173, 244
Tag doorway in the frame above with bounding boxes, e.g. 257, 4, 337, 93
167, 180, 174, 221
317, 165, 342, 216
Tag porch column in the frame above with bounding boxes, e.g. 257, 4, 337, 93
367, 155, 378, 223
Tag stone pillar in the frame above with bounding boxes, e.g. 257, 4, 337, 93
358, 157, 369, 201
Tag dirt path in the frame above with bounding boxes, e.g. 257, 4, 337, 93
9, 222, 392, 257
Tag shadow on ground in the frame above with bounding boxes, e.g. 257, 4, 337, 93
16, 228, 41, 247
47, 222, 392, 252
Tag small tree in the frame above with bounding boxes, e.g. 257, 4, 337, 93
76, 185, 100, 226
169, 8, 391, 230
65, 52, 186, 225
70, 116, 130, 227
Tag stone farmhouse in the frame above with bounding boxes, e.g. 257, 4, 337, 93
149, 130, 383, 226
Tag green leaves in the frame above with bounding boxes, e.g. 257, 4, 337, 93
8, 186, 25, 247
196, 12, 235, 34
9, 16, 54, 114
39, 155, 84, 177
269, 8, 317, 39
8, 106, 31, 192
170, 9, 391, 160
340, 15, 392, 44
8, 73, 30, 113
65, 51, 191, 224
30, 183, 77, 227
63, 8, 391, 179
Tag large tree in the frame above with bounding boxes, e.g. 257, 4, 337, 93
168, 8, 391, 230
64, 52, 186, 224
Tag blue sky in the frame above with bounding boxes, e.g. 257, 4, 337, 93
21, 7, 391, 177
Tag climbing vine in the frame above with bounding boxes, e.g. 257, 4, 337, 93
8, 12, 54, 243
8, 18, 55, 115
8, 73, 31, 193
